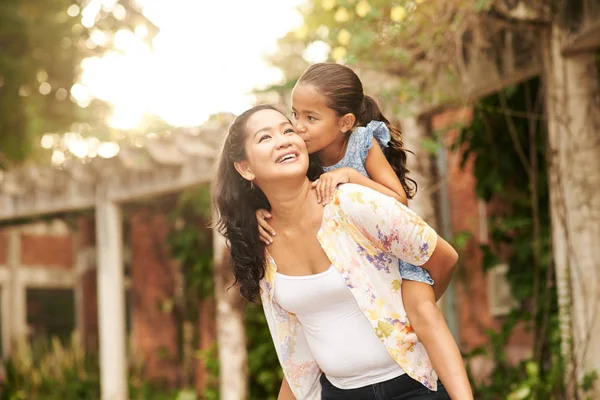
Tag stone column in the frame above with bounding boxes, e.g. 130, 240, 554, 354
542, 22, 600, 398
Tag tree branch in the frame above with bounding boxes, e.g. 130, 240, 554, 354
498, 90, 532, 179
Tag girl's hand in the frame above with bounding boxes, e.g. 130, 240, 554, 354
311, 168, 352, 205
256, 209, 275, 244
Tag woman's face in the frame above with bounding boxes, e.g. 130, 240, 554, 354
235, 108, 309, 186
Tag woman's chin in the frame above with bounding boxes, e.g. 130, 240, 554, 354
269, 164, 308, 181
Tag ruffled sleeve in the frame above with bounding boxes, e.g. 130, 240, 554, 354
353, 120, 392, 162
366, 120, 391, 151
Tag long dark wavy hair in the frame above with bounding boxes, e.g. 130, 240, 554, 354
297, 63, 417, 198
212, 104, 279, 302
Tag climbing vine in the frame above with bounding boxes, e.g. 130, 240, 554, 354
453, 78, 566, 399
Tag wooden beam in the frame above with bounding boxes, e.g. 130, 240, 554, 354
0, 196, 95, 222
562, 20, 600, 56
418, 65, 542, 117
0, 161, 214, 222
106, 165, 213, 203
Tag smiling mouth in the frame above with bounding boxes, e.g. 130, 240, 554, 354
276, 152, 299, 163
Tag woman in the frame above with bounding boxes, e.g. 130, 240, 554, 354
213, 105, 460, 399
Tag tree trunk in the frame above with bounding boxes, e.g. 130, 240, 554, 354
542, 22, 600, 398
212, 225, 248, 400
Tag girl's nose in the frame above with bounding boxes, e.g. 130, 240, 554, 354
295, 121, 307, 134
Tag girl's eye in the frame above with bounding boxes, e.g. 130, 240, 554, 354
291, 112, 298, 120
258, 134, 271, 142
308, 116, 317, 121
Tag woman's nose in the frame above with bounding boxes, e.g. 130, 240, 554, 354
275, 135, 293, 149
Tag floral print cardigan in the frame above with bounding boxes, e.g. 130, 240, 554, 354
259, 183, 440, 399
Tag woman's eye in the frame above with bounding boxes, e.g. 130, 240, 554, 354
259, 134, 270, 142
284, 128, 295, 134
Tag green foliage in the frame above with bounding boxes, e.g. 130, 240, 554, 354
454, 78, 565, 398
194, 343, 219, 400
168, 186, 214, 305
245, 303, 284, 400
1, 334, 100, 399
0, 333, 189, 400
0, 0, 153, 165
268, 0, 489, 107
167, 186, 282, 399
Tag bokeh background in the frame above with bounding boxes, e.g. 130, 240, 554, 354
0, 0, 599, 399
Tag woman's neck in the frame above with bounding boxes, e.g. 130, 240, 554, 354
266, 178, 317, 225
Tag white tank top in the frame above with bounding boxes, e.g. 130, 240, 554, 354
274, 266, 405, 389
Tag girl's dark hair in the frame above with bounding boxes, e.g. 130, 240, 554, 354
297, 63, 417, 198
212, 104, 279, 302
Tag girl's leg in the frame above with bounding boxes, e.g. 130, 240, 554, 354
401, 280, 473, 400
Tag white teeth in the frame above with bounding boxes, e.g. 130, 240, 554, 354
278, 154, 297, 163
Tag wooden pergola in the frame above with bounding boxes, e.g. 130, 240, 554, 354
0, 115, 234, 400
1, 2, 599, 397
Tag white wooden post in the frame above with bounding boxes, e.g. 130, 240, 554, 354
7, 229, 26, 354
0, 280, 10, 358
212, 219, 248, 400
95, 185, 128, 400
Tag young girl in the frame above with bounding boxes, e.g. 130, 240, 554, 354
256, 63, 473, 399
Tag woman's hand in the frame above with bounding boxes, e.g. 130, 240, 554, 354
311, 168, 352, 205
256, 209, 275, 244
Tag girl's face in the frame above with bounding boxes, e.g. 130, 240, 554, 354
291, 83, 347, 155
234, 109, 309, 186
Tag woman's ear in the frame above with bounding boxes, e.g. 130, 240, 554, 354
339, 113, 356, 133
234, 160, 255, 182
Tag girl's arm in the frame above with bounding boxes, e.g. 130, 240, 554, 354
420, 235, 458, 300
277, 377, 295, 400
312, 167, 404, 205
364, 138, 408, 206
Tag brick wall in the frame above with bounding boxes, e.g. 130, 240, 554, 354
77, 217, 99, 351
433, 108, 533, 381
196, 298, 216, 393
434, 108, 498, 350
20, 235, 73, 268
130, 210, 180, 387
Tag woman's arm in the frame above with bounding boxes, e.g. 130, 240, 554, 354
338, 184, 457, 298
364, 137, 408, 205
278, 377, 295, 400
